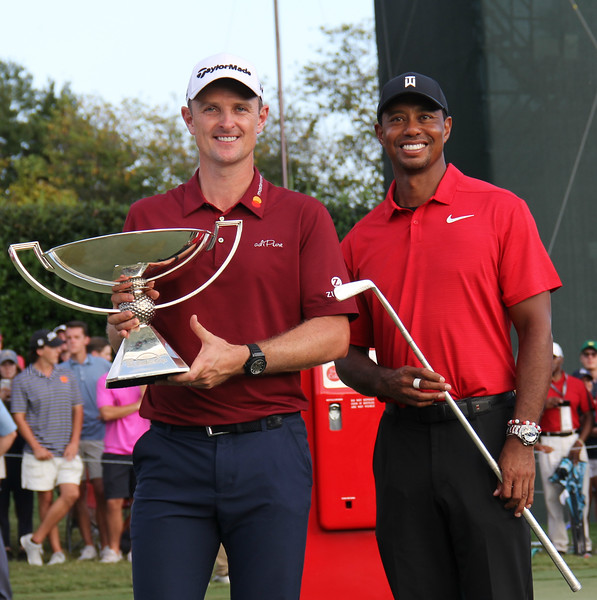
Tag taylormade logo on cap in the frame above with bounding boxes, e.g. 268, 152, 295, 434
196, 63, 251, 79
186, 53, 263, 102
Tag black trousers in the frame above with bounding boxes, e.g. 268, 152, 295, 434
374, 403, 533, 600
0, 437, 33, 547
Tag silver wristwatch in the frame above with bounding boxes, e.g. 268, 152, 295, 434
506, 421, 541, 446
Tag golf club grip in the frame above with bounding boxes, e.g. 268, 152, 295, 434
368, 285, 582, 592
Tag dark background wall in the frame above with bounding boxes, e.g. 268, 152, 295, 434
374, 0, 597, 371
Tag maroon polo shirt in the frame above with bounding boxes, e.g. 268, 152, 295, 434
123, 169, 357, 425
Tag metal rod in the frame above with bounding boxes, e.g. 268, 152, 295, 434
334, 279, 582, 592
273, 0, 288, 188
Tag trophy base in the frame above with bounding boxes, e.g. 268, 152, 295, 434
106, 325, 189, 389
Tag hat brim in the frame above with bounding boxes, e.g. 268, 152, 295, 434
378, 92, 446, 121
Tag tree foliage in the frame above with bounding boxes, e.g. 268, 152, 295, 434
0, 63, 197, 207
0, 21, 381, 353
0, 201, 130, 354
255, 22, 382, 238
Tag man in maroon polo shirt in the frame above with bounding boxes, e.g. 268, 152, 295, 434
107, 53, 356, 600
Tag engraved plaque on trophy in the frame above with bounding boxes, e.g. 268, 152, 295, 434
8, 221, 242, 388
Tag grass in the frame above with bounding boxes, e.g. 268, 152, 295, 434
532, 547, 597, 598
9, 547, 597, 599
6, 512, 596, 599
4, 492, 233, 600
9, 560, 232, 599
9, 560, 233, 600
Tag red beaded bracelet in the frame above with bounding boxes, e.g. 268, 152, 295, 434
507, 418, 541, 433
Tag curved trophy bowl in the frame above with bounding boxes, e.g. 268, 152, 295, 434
45, 228, 213, 293
8, 221, 243, 388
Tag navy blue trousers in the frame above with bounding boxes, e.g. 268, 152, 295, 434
131, 413, 312, 600
374, 404, 533, 600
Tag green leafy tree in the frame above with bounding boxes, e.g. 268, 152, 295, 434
0, 62, 197, 207
255, 21, 382, 238
1, 21, 383, 351
0, 61, 69, 193
0, 201, 130, 354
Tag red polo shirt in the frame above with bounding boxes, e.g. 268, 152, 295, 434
540, 373, 591, 432
123, 169, 357, 424
342, 164, 561, 400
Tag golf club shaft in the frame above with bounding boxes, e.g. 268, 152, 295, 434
335, 280, 581, 592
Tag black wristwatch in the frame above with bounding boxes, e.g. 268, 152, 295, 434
244, 343, 267, 376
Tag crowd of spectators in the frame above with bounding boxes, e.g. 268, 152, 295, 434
0, 325, 595, 572
0, 324, 147, 568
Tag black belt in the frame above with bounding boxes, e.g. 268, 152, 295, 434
151, 412, 297, 437
385, 392, 515, 424
542, 431, 574, 437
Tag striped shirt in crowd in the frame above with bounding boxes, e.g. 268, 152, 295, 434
10, 365, 83, 456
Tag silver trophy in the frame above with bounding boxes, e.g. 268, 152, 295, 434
8, 221, 242, 388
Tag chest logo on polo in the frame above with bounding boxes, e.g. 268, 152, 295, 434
254, 239, 284, 248
446, 214, 475, 223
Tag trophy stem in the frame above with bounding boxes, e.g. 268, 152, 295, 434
106, 325, 189, 389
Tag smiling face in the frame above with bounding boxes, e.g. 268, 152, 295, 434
181, 80, 268, 171
375, 96, 452, 177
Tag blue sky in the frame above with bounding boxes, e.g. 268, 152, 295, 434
1, 0, 374, 109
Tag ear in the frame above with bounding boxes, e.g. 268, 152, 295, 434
181, 105, 195, 135
443, 115, 452, 143
256, 103, 269, 134
374, 122, 384, 146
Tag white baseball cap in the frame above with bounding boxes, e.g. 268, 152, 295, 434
553, 342, 564, 358
186, 53, 263, 103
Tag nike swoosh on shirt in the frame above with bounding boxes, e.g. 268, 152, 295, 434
446, 214, 475, 223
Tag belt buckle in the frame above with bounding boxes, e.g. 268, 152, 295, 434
205, 426, 230, 437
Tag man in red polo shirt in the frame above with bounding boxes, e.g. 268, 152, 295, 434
336, 72, 561, 599
537, 342, 592, 555
107, 53, 356, 600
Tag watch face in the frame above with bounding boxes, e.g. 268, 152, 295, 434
250, 359, 266, 375
520, 425, 539, 445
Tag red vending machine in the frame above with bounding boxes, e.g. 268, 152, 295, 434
300, 360, 392, 599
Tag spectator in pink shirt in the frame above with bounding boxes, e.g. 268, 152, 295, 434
96, 375, 149, 563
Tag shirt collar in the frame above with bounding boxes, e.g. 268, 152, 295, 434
182, 168, 266, 219
383, 163, 462, 219
67, 355, 90, 367
30, 364, 56, 379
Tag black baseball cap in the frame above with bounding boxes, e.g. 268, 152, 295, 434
29, 329, 64, 351
377, 72, 449, 123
